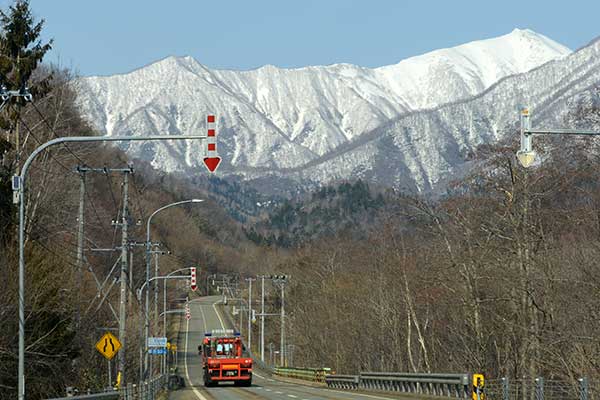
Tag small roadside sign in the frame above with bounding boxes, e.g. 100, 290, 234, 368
149, 348, 167, 355
148, 337, 167, 347
95, 332, 122, 360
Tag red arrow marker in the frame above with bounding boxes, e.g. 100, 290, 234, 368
203, 115, 221, 173
203, 157, 221, 173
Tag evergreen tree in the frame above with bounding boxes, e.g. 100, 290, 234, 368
0, 0, 52, 241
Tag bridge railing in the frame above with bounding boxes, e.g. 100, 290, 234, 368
486, 377, 598, 400
45, 374, 166, 400
360, 372, 470, 398
274, 367, 332, 383
324, 374, 360, 390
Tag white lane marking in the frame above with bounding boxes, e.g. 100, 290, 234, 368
254, 372, 266, 379
199, 301, 208, 333
265, 388, 272, 392
267, 378, 275, 382
275, 391, 283, 394
184, 314, 209, 400
325, 388, 399, 400
212, 300, 226, 329
287, 395, 298, 398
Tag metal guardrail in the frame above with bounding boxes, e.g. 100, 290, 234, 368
274, 367, 332, 383
46, 375, 166, 400
325, 374, 360, 390
325, 372, 470, 398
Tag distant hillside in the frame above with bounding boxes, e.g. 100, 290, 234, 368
244, 180, 389, 246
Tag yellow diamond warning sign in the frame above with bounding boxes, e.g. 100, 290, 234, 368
95, 332, 122, 360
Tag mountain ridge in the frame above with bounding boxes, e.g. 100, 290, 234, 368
74, 29, 573, 193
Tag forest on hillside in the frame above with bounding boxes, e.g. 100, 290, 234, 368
2, 2, 600, 399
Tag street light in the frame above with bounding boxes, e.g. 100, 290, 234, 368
144, 199, 203, 379
16, 133, 208, 400
137, 270, 191, 382
516, 108, 600, 169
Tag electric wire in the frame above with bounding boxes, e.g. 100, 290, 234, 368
29, 100, 87, 165
13, 107, 72, 173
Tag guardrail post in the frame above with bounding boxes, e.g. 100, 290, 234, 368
535, 377, 544, 400
502, 377, 509, 400
579, 377, 588, 400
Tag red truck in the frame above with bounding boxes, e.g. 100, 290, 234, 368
199, 329, 253, 387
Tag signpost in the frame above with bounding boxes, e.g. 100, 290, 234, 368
95, 332, 122, 360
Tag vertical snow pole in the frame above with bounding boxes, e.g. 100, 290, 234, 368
203, 115, 222, 173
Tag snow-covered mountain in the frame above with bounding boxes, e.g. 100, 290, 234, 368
74, 29, 573, 192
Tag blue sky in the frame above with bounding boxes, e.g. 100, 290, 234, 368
8, 0, 600, 76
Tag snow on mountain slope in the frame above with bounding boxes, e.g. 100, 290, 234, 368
74, 29, 570, 188
270, 35, 600, 193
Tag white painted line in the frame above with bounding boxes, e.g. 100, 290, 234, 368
326, 387, 398, 400
212, 300, 226, 329
275, 391, 283, 394
184, 315, 209, 400
287, 395, 298, 398
265, 388, 272, 392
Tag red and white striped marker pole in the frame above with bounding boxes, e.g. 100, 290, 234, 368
203, 115, 222, 173
190, 267, 197, 291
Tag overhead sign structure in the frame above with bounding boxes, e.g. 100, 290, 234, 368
147, 337, 168, 348
190, 267, 197, 291
203, 115, 222, 173
95, 332, 122, 360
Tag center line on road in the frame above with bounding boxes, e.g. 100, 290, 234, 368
287, 395, 298, 398
184, 313, 209, 400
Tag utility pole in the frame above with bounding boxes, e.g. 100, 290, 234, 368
115, 169, 132, 385
246, 278, 255, 353
260, 275, 265, 362
271, 275, 289, 367
280, 281, 285, 367
75, 168, 86, 329
129, 250, 134, 311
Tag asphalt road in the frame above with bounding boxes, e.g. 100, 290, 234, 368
169, 296, 409, 400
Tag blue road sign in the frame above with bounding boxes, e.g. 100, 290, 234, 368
147, 337, 167, 347
148, 348, 167, 355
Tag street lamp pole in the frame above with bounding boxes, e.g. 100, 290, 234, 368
17, 133, 206, 399
516, 108, 600, 168
144, 200, 202, 378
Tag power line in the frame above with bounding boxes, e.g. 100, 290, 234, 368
13, 107, 72, 173
29, 100, 87, 165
